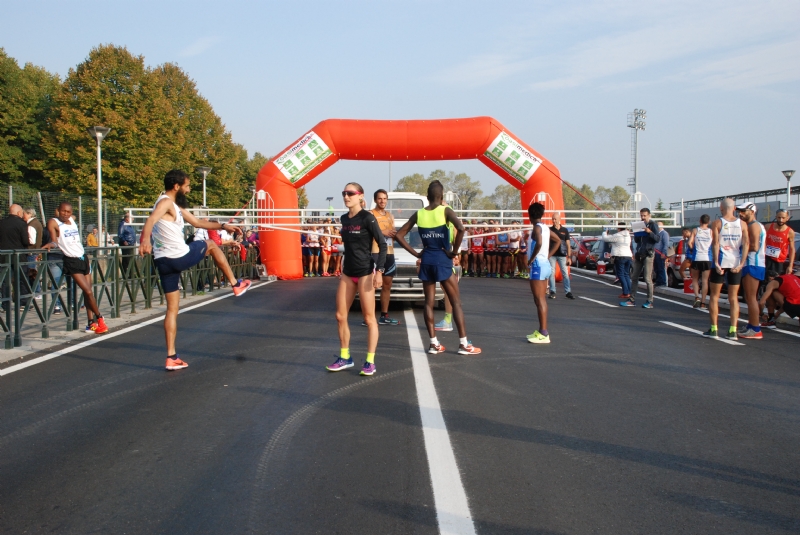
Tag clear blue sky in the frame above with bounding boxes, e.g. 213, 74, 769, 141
3, 0, 798, 209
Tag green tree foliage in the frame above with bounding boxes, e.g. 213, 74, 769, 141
594, 185, 630, 211
394, 172, 427, 195
0, 49, 60, 186
297, 186, 309, 209
562, 181, 597, 210
489, 184, 518, 210
41, 44, 250, 207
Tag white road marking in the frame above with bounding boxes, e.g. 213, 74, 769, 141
660, 321, 745, 346
404, 309, 476, 535
574, 272, 800, 339
578, 296, 617, 308
0, 280, 276, 377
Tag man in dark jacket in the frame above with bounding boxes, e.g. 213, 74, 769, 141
0, 204, 32, 310
23, 208, 44, 301
622, 207, 659, 309
117, 213, 136, 275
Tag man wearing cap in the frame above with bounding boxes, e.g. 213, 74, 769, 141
764, 209, 795, 276
737, 202, 767, 339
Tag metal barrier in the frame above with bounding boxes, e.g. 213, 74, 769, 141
0, 245, 260, 349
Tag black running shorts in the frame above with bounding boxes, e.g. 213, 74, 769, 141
62, 256, 91, 276
709, 267, 742, 286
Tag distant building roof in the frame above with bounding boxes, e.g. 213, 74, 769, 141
671, 185, 800, 210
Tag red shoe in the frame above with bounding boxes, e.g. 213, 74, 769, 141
165, 356, 189, 370
94, 316, 109, 334
233, 279, 252, 296
618, 294, 631, 299
428, 342, 446, 354
458, 343, 482, 355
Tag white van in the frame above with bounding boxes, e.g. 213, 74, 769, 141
365, 191, 452, 307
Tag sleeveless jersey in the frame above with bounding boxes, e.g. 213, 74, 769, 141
417, 205, 452, 268
56, 217, 84, 258
765, 224, 791, 262
152, 195, 190, 260
485, 235, 496, 251
716, 217, 743, 269
527, 223, 551, 264
509, 231, 521, 250
746, 221, 766, 268
459, 231, 469, 253
370, 209, 395, 254
497, 232, 509, 250
693, 227, 712, 262
470, 234, 484, 253
777, 274, 800, 305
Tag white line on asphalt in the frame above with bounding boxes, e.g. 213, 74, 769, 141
660, 321, 745, 346
578, 296, 617, 308
0, 280, 276, 377
403, 309, 476, 535
574, 272, 800, 339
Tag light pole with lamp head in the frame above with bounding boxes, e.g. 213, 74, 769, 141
87, 126, 111, 248
197, 166, 212, 207
783, 170, 795, 208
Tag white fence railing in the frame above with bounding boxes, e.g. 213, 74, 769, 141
124, 207, 683, 233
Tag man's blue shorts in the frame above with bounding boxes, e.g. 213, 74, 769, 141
742, 265, 765, 281
529, 258, 552, 281
154, 241, 208, 293
419, 263, 454, 283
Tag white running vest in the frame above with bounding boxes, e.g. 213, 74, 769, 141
152, 195, 190, 260
694, 227, 712, 262
746, 221, 766, 268
57, 217, 84, 258
716, 217, 743, 269
527, 223, 551, 264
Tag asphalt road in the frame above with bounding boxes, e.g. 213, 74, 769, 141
1, 275, 798, 534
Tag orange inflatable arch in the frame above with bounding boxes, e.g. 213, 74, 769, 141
256, 116, 563, 279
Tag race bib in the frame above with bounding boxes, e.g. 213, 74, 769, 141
385, 236, 393, 245
765, 245, 780, 258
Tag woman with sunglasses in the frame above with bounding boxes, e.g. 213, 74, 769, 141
326, 183, 387, 376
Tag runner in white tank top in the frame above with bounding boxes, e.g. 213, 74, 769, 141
139, 170, 252, 371
693, 227, 712, 262
42, 202, 108, 334
736, 202, 766, 338
526, 203, 561, 345
706, 198, 749, 340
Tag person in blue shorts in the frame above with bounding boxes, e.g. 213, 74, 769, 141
526, 202, 561, 344
396, 180, 481, 355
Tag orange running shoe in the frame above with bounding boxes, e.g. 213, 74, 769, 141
166, 356, 189, 370
458, 343, 482, 355
94, 317, 109, 334
233, 279, 252, 297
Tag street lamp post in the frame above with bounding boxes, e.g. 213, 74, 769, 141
87, 126, 111, 247
197, 166, 212, 207
783, 170, 796, 207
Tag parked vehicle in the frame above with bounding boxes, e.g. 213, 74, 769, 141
572, 237, 600, 268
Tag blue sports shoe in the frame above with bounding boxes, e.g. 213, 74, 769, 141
434, 319, 453, 332
620, 299, 635, 307
642, 301, 654, 309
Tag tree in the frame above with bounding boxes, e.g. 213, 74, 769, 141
394, 172, 427, 195
0, 48, 60, 187
41, 44, 250, 207
653, 198, 670, 222
442, 171, 483, 208
562, 182, 596, 210
594, 185, 630, 211
489, 184, 519, 210
297, 186, 308, 209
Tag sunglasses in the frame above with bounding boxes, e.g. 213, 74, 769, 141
342, 190, 361, 197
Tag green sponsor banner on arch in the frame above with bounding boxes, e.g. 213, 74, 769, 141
484, 132, 542, 184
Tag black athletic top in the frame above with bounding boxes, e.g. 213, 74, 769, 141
341, 209, 386, 277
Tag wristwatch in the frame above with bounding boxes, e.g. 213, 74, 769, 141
377, 268, 385, 273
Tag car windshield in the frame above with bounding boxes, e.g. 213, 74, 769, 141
395, 227, 424, 249
386, 199, 425, 221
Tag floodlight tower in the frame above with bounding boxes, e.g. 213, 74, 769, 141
627, 109, 646, 210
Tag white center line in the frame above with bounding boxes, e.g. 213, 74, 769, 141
660, 321, 745, 346
0, 280, 276, 377
578, 296, 617, 308
404, 309, 476, 535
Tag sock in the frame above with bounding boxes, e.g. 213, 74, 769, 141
444, 312, 453, 323
340, 348, 350, 360
459, 337, 468, 347
381, 312, 388, 318
768, 313, 774, 320
729, 326, 737, 333
710, 325, 717, 331
752, 325, 761, 333
167, 354, 177, 359
366, 352, 375, 364
540, 329, 548, 336
430, 337, 439, 346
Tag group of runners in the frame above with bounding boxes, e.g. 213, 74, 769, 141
301, 222, 342, 277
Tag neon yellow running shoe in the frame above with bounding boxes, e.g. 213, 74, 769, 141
527, 331, 550, 344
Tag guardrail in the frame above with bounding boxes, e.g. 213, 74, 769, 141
122, 207, 683, 232
0, 245, 259, 349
